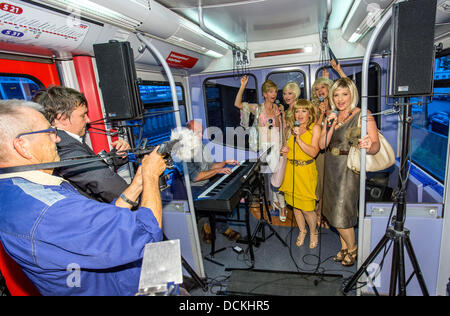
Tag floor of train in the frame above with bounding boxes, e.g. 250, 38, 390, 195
188, 207, 358, 296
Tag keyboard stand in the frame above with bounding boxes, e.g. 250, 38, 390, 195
204, 213, 227, 267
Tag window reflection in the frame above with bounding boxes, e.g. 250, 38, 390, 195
0, 75, 42, 100
411, 54, 450, 183
129, 82, 187, 146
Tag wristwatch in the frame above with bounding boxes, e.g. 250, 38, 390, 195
120, 193, 138, 208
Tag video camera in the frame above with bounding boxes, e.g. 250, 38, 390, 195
128, 138, 182, 191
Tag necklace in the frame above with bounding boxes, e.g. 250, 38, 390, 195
264, 102, 275, 117
336, 109, 353, 128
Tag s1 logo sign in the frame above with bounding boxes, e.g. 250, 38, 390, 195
1, 29, 24, 38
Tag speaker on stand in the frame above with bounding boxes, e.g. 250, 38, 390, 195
389, 0, 437, 97
93, 41, 144, 121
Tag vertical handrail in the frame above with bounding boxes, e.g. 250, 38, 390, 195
358, 7, 393, 274
136, 33, 205, 278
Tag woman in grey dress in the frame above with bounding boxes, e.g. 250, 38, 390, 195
319, 78, 380, 267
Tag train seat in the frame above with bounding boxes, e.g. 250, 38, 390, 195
0, 242, 41, 296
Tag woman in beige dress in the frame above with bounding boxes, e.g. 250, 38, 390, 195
319, 78, 380, 266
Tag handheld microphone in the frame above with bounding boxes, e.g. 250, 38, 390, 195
294, 120, 300, 139
319, 96, 325, 103
327, 110, 339, 131
275, 99, 282, 111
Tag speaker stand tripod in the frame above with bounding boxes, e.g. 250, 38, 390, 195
343, 100, 429, 296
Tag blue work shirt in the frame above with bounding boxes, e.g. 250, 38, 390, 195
0, 171, 163, 296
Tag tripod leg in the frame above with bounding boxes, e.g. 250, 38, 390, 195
404, 236, 429, 296
181, 257, 208, 292
389, 237, 399, 296
259, 174, 273, 225
245, 199, 255, 265
344, 234, 390, 294
265, 220, 288, 247
397, 236, 407, 296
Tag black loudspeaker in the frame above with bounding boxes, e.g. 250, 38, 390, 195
390, 0, 437, 96
93, 41, 143, 121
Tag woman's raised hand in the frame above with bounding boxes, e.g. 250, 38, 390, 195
240, 75, 249, 87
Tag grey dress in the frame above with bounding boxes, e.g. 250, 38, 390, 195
322, 113, 360, 229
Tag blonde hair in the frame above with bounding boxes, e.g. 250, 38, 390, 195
283, 82, 301, 127
311, 77, 334, 107
329, 77, 359, 111
283, 82, 301, 100
289, 99, 316, 131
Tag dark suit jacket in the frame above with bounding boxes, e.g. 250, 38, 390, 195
54, 130, 129, 203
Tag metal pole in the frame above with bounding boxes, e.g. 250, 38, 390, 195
136, 33, 205, 278
198, 0, 246, 54
358, 7, 393, 279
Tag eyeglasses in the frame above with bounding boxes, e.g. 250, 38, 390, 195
16, 127, 58, 139
268, 119, 274, 130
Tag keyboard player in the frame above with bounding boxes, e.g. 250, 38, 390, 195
186, 120, 241, 243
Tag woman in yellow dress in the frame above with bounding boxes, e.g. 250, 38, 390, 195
279, 100, 321, 249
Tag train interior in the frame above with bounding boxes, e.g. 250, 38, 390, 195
0, 0, 450, 296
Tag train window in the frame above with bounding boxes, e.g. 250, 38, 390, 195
410, 53, 450, 183
203, 75, 258, 149
130, 81, 187, 145
0, 75, 43, 100
266, 70, 307, 103
316, 62, 381, 127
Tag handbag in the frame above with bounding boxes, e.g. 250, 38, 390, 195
347, 113, 396, 174
271, 122, 288, 188
271, 155, 287, 187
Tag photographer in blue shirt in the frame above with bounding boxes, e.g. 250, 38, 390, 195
0, 100, 166, 296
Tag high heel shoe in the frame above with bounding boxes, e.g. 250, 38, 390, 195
272, 202, 287, 222
309, 231, 319, 249
279, 208, 287, 222
333, 249, 348, 262
296, 231, 307, 247
342, 247, 358, 267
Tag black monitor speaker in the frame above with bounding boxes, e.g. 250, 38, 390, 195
93, 41, 143, 121
390, 0, 437, 97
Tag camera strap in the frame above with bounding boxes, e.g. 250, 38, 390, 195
0, 143, 171, 175
0, 156, 107, 175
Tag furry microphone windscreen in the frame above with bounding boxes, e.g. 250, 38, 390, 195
170, 127, 203, 162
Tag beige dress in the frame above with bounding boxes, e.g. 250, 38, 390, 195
322, 113, 360, 229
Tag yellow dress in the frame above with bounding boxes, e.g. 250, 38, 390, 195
279, 125, 318, 212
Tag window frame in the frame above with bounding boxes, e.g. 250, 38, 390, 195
0, 73, 44, 100
129, 80, 188, 146
138, 80, 186, 110
202, 74, 259, 130
265, 69, 308, 101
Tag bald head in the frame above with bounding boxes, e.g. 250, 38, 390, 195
0, 99, 58, 166
186, 120, 203, 139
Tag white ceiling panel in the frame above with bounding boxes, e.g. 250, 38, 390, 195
155, 0, 350, 43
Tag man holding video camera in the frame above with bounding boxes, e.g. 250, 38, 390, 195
0, 99, 166, 296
